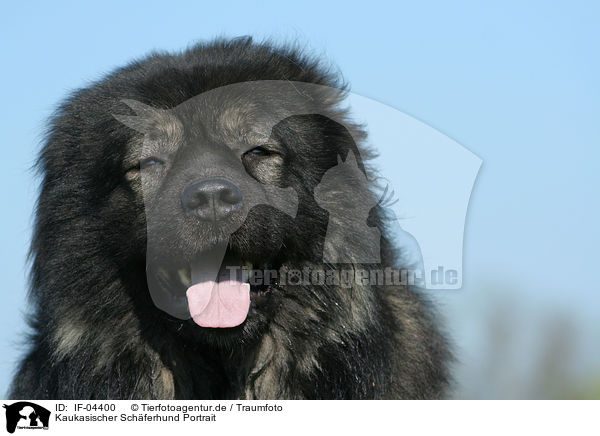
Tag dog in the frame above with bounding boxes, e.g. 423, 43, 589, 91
10, 37, 449, 399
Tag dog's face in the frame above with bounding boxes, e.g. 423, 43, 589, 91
111, 81, 361, 336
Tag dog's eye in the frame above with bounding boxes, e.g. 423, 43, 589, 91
245, 146, 272, 157
139, 157, 165, 170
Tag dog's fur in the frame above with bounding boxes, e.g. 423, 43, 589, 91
10, 37, 449, 399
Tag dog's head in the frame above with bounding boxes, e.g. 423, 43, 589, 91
111, 81, 369, 334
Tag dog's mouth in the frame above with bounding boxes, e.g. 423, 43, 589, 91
148, 253, 275, 328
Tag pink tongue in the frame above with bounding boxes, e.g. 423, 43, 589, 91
186, 280, 250, 328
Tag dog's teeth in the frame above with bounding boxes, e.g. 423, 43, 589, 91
178, 268, 190, 286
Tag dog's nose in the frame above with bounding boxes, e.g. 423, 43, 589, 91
182, 178, 243, 220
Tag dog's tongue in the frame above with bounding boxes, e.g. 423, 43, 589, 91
187, 251, 250, 328
186, 280, 250, 328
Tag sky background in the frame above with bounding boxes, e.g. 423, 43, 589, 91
1, 1, 598, 398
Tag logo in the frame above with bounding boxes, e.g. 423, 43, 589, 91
113, 80, 481, 323
314, 151, 382, 264
3, 402, 50, 433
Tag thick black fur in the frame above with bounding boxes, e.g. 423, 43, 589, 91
10, 37, 449, 399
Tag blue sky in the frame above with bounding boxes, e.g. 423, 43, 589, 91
1, 1, 598, 396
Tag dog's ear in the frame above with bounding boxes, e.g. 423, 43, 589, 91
112, 99, 166, 133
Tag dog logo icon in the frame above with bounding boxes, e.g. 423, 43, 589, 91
3, 402, 50, 433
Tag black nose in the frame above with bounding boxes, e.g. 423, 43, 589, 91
182, 178, 243, 221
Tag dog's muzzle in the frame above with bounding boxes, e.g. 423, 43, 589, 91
182, 178, 243, 221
